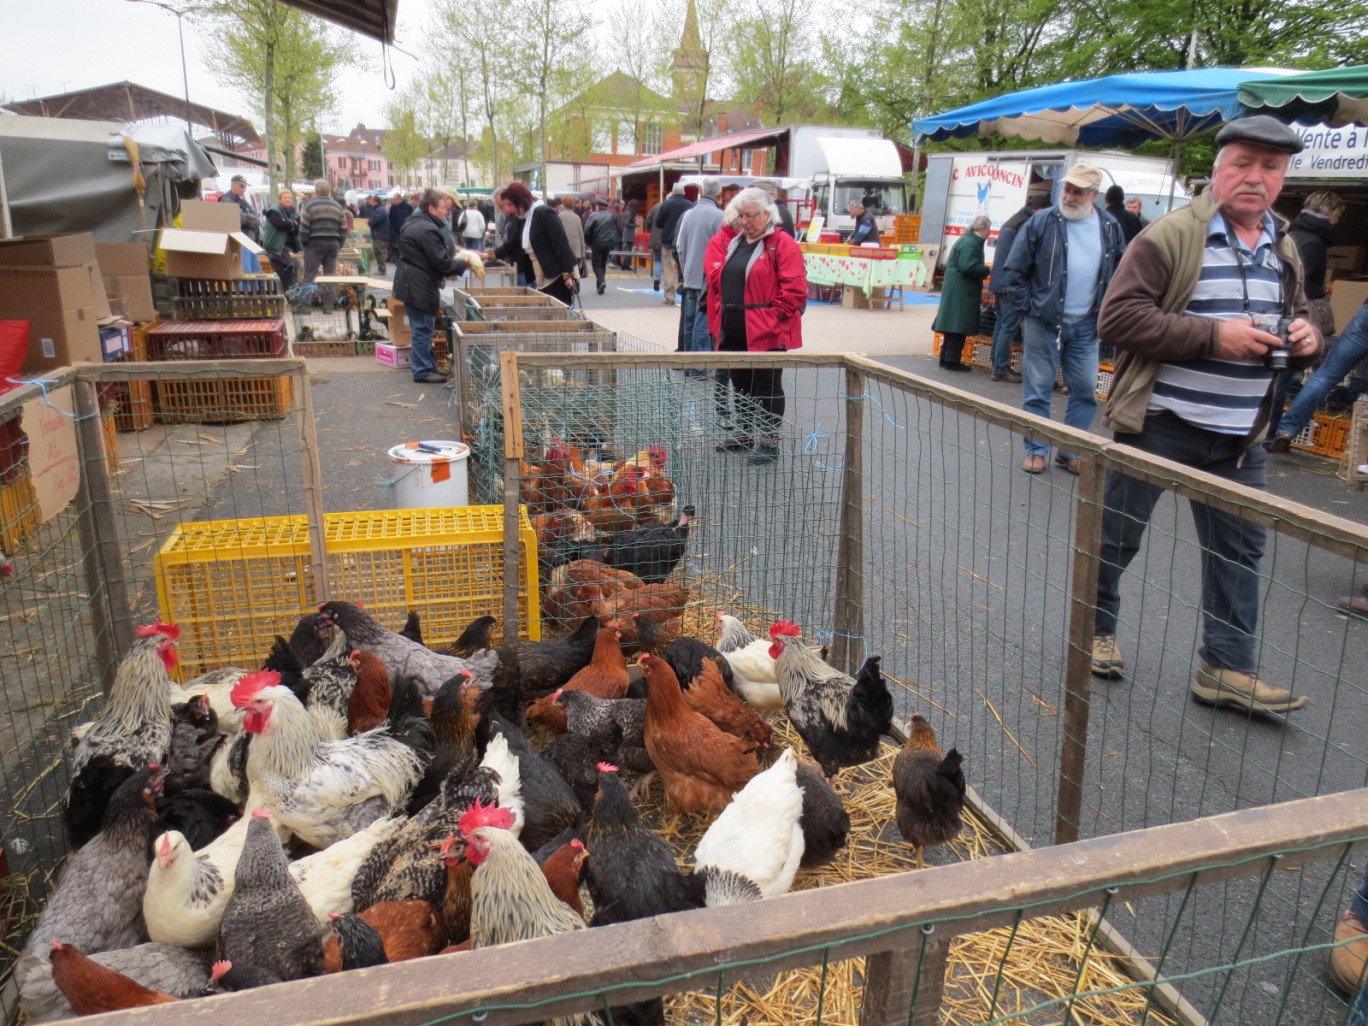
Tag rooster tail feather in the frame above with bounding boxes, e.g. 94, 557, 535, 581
851, 655, 897, 738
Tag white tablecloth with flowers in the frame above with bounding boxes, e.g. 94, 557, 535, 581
802, 251, 927, 290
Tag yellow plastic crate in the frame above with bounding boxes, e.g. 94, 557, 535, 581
154, 506, 541, 677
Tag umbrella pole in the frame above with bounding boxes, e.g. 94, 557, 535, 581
1168, 138, 1182, 212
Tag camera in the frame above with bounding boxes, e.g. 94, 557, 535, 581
1262, 316, 1294, 372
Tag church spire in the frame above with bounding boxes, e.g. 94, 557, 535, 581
672, 0, 706, 101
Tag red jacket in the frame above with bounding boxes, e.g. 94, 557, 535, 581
703, 224, 805, 351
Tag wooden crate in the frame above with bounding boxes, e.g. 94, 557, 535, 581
170, 276, 285, 320
293, 340, 358, 358
155, 376, 294, 424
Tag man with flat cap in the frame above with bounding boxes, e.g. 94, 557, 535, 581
1089, 115, 1323, 714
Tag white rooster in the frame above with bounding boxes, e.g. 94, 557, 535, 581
714, 612, 783, 714
693, 748, 805, 906
231, 669, 430, 848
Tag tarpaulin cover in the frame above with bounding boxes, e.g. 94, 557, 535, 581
913, 68, 1295, 147
0, 115, 216, 244
1238, 65, 1368, 127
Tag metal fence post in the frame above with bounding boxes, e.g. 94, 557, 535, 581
72, 375, 132, 691
500, 351, 525, 641
831, 361, 866, 676
294, 365, 330, 602
1056, 455, 1107, 845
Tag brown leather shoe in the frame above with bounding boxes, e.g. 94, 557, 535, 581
1022, 454, 1047, 474
1328, 908, 1368, 996
1090, 635, 1125, 679
1054, 453, 1081, 475
1190, 661, 1308, 713
991, 370, 1023, 383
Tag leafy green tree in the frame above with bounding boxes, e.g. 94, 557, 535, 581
382, 88, 430, 188
511, 0, 595, 190
302, 134, 323, 180
722, 0, 830, 124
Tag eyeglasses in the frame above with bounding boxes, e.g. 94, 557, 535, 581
737, 210, 765, 221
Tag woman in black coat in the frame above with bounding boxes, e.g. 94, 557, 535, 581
393, 188, 474, 383
618, 199, 639, 269
490, 182, 578, 304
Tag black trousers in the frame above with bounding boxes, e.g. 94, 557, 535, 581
716, 330, 784, 438
590, 246, 610, 288
540, 276, 575, 305
940, 331, 967, 364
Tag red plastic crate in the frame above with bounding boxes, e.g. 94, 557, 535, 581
146, 320, 288, 361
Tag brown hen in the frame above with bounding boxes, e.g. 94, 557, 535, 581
49, 942, 178, 1016
526, 624, 629, 733
684, 657, 772, 748
346, 649, 392, 734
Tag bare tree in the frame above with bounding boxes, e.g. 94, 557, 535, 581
511, 0, 594, 190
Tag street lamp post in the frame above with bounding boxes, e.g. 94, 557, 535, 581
124, 0, 193, 135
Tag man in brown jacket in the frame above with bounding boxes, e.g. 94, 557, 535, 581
1090, 116, 1322, 715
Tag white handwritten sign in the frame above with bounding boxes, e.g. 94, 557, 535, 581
20, 386, 80, 521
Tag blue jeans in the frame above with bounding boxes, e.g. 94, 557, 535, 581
1021, 313, 1099, 458
408, 307, 438, 379
1278, 300, 1368, 439
652, 250, 663, 284
691, 296, 714, 353
991, 295, 1025, 375
679, 288, 706, 356
1094, 411, 1268, 672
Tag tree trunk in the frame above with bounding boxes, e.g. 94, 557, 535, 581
264, 39, 278, 197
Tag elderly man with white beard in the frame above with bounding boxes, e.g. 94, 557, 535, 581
999, 163, 1128, 474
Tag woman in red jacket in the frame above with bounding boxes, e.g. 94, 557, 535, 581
702, 187, 806, 464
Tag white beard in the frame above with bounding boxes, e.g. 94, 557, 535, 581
1061, 201, 1094, 222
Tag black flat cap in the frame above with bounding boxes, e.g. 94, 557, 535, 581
1215, 116, 1304, 154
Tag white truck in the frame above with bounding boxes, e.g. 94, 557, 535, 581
780, 125, 911, 236
919, 149, 1188, 268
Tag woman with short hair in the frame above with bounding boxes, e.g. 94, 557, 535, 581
931, 214, 992, 372
489, 182, 578, 304
261, 188, 300, 289
702, 186, 807, 465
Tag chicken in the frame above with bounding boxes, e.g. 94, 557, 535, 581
351, 767, 501, 913
768, 623, 896, 784
526, 622, 629, 733
682, 656, 771, 748
20, 942, 209, 1023
794, 759, 851, 869
892, 713, 966, 869
323, 900, 444, 971
155, 785, 240, 850
634, 444, 677, 524
483, 713, 582, 852
582, 465, 647, 538
543, 561, 640, 625
288, 814, 402, 929
633, 612, 733, 690
557, 688, 652, 777
144, 823, 252, 949
264, 611, 332, 676
318, 600, 498, 695
640, 654, 759, 814
488, 612, 599, 711
465, 825, 586, 948
593, 584, 688, 644
434, 800, 517, 948
584, 763, 705, 925
19, 767, 167, 999
450, 615, 495, 658
539, 839, 589, 918
48, 942, 179, 1015
407, 671, 480, 815
168, 664, 257, 735
714, 612, 783, 714
164, 693, 226, 793
602, 505, 695, 583
542, 716, 625, 809
232, 669, 430, 848
216, 810, 324, 983
64, 626, 177, 847
347, 649, 392, 734
694, 748, 805, 906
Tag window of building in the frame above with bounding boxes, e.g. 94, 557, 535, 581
641, 124, 663, 155
368, 159, 380, 172
615, 121, 636, 156
370, 179, 381, 189
590, 122, 612, 155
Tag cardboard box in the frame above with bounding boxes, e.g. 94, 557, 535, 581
99, 324, 132, 362
0, 265, 106, 372
95, 243, 149, 277
159, 228, 265, 280
181, 199, 243, 233
375, 342, 411, 368
1327, 246, 1367, 274
102, 274, 157, 322
842, 287, 871, 309
387, 300, 412, 346
1330, 278, 1368, 338
0, 233, 99, 269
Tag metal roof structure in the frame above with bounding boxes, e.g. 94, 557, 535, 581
276, 0, 398, 42
2, 81, 259, 147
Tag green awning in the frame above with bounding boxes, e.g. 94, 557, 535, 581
1238, 66, 1368, 126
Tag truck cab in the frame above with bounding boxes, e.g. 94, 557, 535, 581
811, 175, 910, 235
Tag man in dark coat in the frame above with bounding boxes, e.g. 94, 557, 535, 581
655, 182, 695, 304
393, 188, 474, 384
1104, 185, 1144, 243
366, 195, 390, 275
387, 192, 414, 269
987, 193, 1050, 382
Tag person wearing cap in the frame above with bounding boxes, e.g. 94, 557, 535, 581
999, 162, 1127, 474
987, 193, 1050, 383
1090, 115, 1322, 715
218, 174, 261, 242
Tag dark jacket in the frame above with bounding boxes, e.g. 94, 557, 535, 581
931, 231, 990, 336
299, 195, 348, 246
999, 205, 1127, 330
1106, 201, 1145, 244
656, 193, 695, 247
392, 211, 469, 314
645, 203, 663, 252
493, 214, 533, 283
388, 200, 414, 243
988, 204, 1037, 297
521, 203, 578, 285
366, 203, 390, 241
1098, 190, 1319, 443
584, 209, 618, 251
849, 211, 878, 245
218, 189, 261, 239
260, 205, 299, 255
1288, 210, 1335, 300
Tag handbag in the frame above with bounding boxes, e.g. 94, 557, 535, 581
1308, 296, 1335, 340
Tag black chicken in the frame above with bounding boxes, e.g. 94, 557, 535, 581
602, 505, 696, 583
892, 714, 966, 869
542, 719, 625, 809
556, 689, 652, 776
633, 612, 734, 690
488, 614, 600, 713
329, 913, 389, 970
584, 764, 705, 926
794, 760, 851, 869
398, 610, 424, 646
164, 694, 225, 793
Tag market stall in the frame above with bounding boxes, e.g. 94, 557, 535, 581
800, 242, 926, 309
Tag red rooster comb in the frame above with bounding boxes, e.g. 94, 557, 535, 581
349, 649, 362, 660
596, 762, 618, 774
769, 620, 802, 639
136, 620, 180, 641
209, 961, 232, 982
50, 940, 62, 951
458, 798, 515, 839
231, 669, 281, 709
440, 832, 458, 856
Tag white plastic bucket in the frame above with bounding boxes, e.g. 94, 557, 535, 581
387, 440, 471, 508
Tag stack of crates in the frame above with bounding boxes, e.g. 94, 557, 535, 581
154, 271, 292, 423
